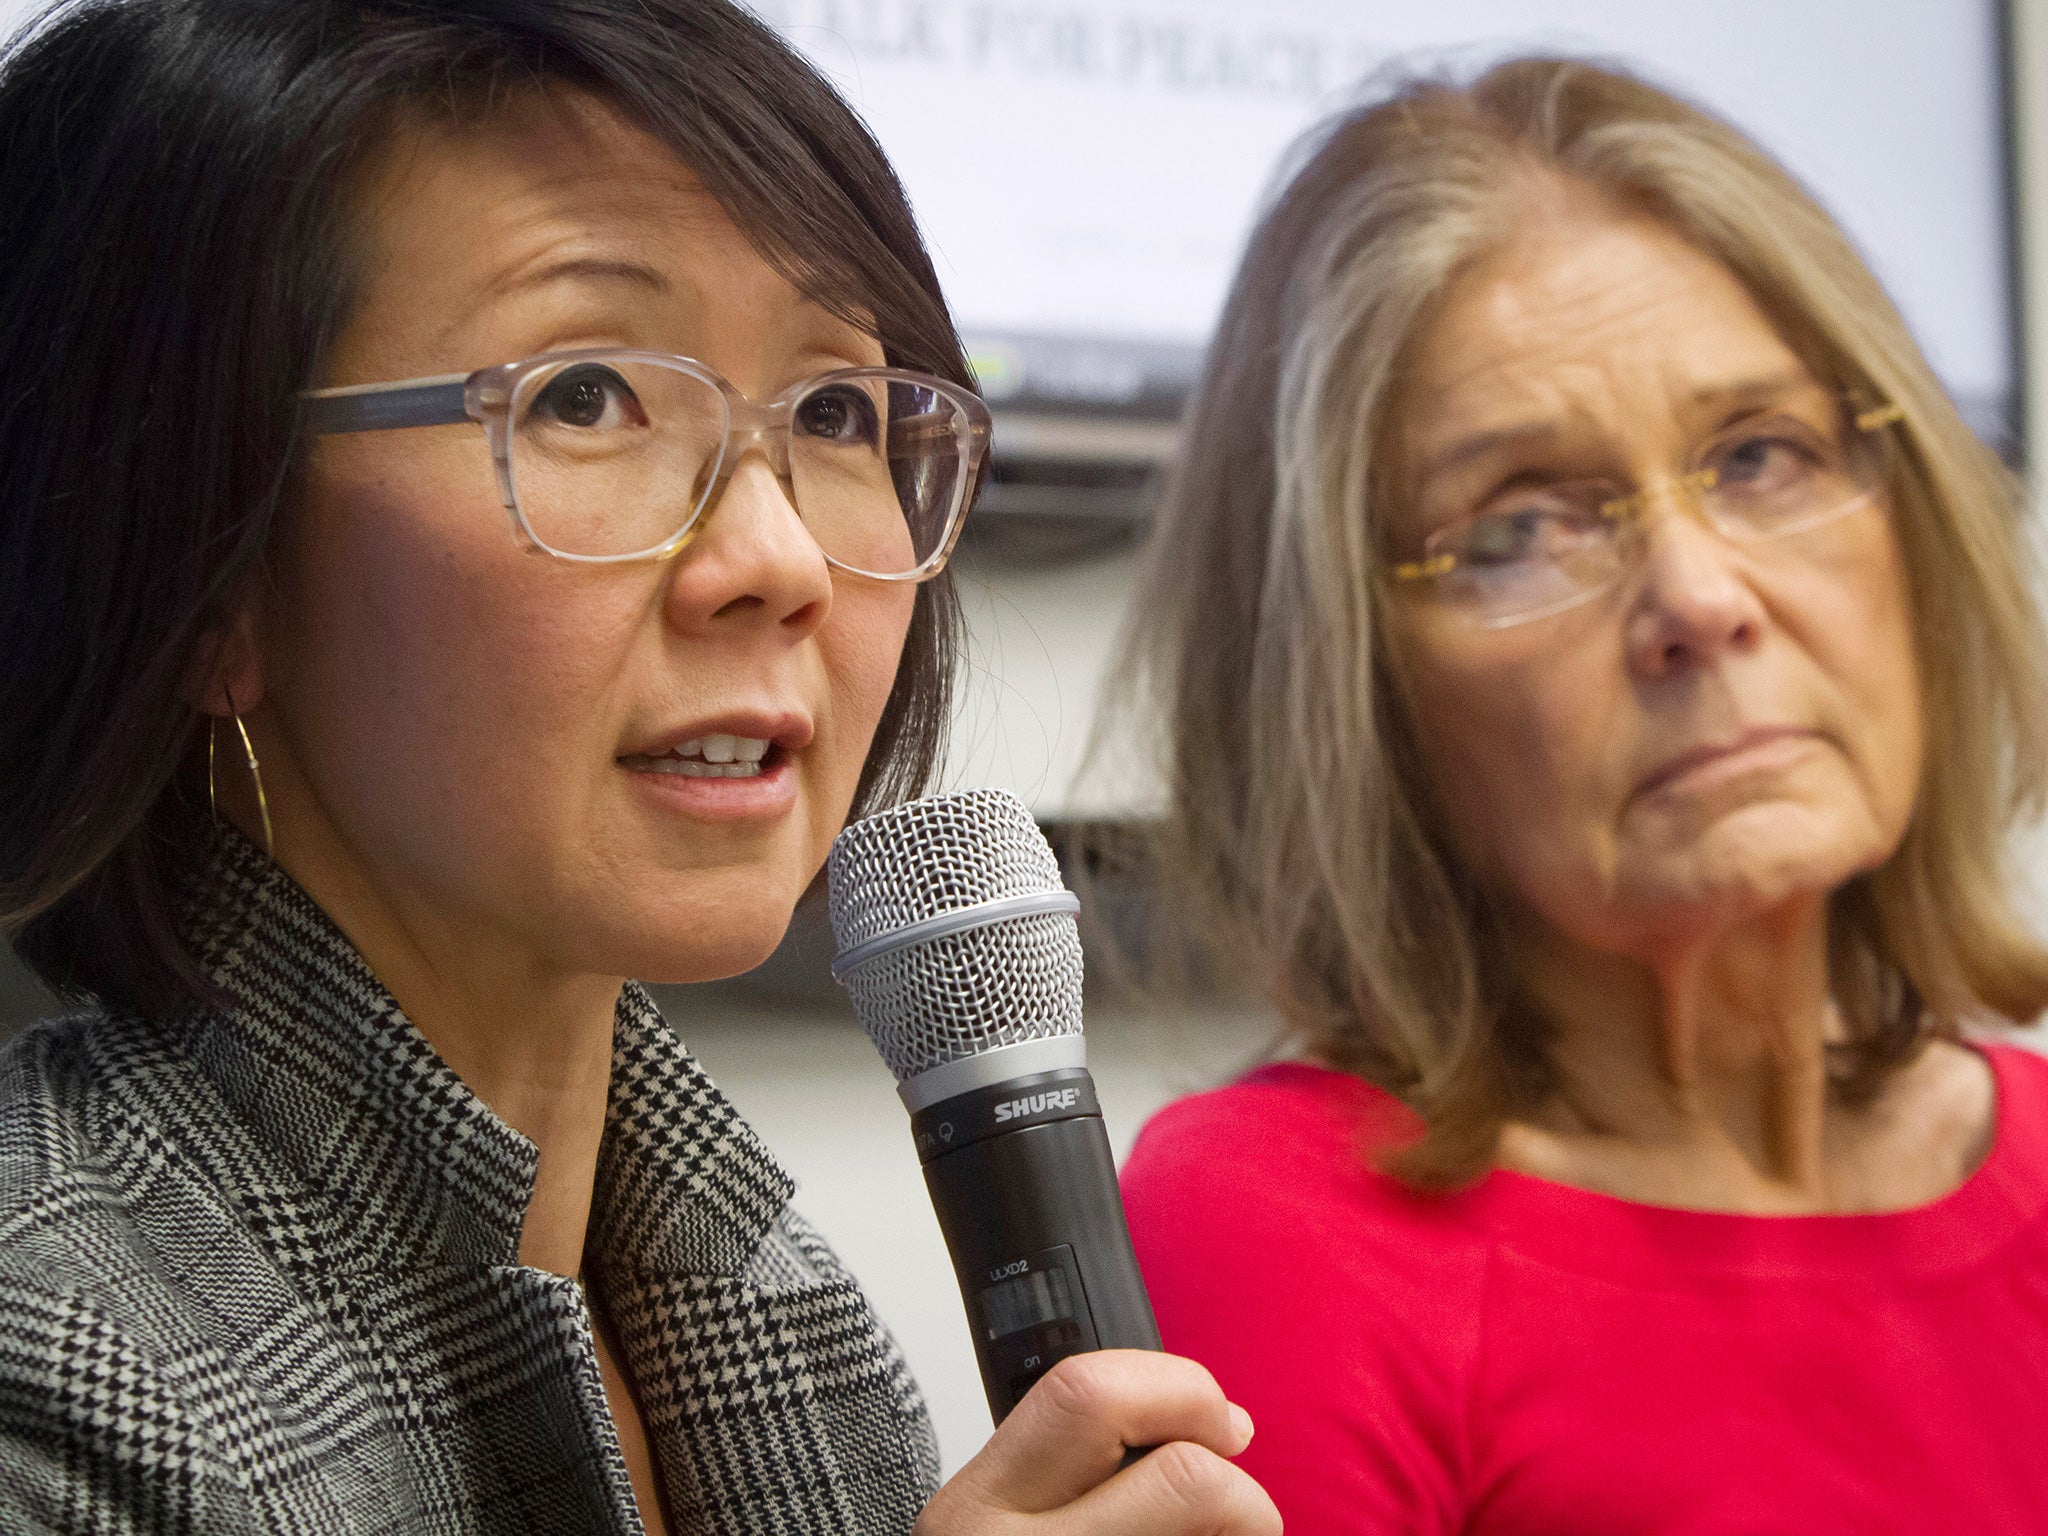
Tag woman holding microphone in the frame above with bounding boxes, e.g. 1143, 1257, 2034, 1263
1119, 58, 2048, 1532
0, 2, 1275, 1532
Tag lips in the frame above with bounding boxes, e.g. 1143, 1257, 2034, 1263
1636, 726, 1818, 799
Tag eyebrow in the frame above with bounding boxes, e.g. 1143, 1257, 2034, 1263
1415, 370, 1819, 487
431, 257, 674, 346
504, 256, 672, 297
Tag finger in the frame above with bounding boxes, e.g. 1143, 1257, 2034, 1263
952, 1350, 1254, 1514
1047, 1439, 1282, 1536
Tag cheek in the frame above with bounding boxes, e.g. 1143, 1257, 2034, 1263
1393, 614, 1623, 889
818, 583, 918, 785
1793, 516, 1924, 830
272, 458, 633, 882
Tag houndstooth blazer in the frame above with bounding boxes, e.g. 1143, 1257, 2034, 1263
0, 832, 941, 1534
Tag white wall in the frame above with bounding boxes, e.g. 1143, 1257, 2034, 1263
941, 545, 1155, 818
2018, 0, 2048, 490
2001, 0, 2048, 944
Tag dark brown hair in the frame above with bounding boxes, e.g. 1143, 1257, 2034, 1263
0, 0, 971, 1013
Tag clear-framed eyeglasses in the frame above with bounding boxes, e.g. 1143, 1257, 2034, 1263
299, 349, 993, 579
1385, 394, 1905, 629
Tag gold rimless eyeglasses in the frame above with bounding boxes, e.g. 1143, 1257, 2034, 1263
299, 349, 993, 580
1385, 395, 1904, 629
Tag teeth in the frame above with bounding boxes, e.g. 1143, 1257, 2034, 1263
641, 757, 762, 778
674, 733, 771, 764
628, 733, 775, 776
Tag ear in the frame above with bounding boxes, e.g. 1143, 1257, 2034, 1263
189, 606, 267, 719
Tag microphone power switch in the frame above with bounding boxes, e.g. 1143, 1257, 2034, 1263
974, 1244, 1096, 1415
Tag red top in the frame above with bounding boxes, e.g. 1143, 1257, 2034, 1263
1120, 1043, 2048, 1534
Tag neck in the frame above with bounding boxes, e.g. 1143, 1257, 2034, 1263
375, 923, 622, 1280
253, 806, 623, 1279
1509, 894, 1841, 1199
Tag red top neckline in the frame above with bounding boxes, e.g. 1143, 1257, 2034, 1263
1243, 1042, 2048, 1285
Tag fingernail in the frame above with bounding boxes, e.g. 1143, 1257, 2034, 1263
1229, 1404, 1255, 1447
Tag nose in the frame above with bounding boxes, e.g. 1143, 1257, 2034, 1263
661, 450, 832, 640
1622, 486, 1766, 678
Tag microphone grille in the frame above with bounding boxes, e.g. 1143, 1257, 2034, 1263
827, 788, 1083, 1083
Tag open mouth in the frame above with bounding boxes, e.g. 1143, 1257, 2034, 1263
621, 734, 782, 779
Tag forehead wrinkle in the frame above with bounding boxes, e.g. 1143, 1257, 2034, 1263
346, 87, 723, 340
1419, 253, 1701, 416
1405, 222, 1807, 487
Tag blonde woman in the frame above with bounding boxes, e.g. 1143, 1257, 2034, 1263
1114, 59, 2048, 1532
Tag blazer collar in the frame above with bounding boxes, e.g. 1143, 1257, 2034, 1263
176, 828, 793, 1279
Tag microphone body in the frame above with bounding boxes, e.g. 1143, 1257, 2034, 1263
912, 1067, 1161, 1418
827, 789, 1161, 1425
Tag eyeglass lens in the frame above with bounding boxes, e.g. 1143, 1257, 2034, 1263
505, 357, 970, 570
1428, 401, 1887, 627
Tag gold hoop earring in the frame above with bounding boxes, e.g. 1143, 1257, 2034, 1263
207, 696, 274, 859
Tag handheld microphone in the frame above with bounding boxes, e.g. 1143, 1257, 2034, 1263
827, 788, 1162, 1425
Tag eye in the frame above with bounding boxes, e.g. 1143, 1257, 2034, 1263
1463, 509, 1548, 565
795, 383, 881, 446
527, 364, 646, 431
1707, 425, 1828, 495
1454, 493, 1608, 568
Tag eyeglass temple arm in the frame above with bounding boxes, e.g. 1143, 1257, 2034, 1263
298, 376, 471, 436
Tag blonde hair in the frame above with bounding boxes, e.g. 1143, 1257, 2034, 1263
1110, 57, 2048, 1185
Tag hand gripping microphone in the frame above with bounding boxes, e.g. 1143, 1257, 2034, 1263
827, 788, 1162, 1424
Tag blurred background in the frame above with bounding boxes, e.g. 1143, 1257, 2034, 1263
3, 0, 2045, 1480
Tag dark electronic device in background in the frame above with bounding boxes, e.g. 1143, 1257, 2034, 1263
827, 788, 1161, 1422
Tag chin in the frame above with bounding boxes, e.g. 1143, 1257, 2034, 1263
1631, 803, 1895, 923
570, 887, 804, 987
656, 916, 795, 985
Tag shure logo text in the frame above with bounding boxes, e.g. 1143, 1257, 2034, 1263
993, 1087, 1081, 1124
